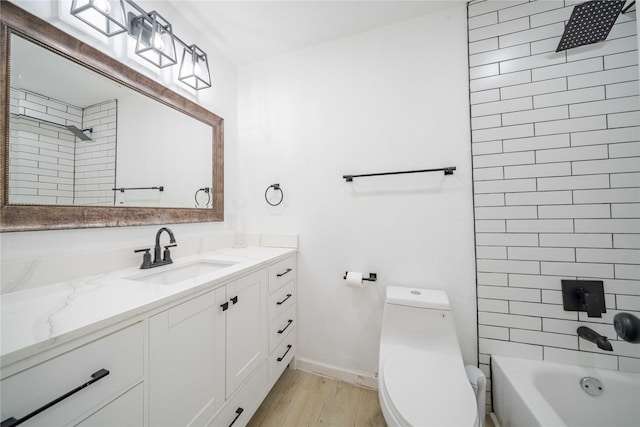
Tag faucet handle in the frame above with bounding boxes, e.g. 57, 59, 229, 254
578, 288, 603, 317
163, 244, 177, 263
134, 248, 152, 269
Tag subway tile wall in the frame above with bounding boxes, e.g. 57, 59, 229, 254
468, 0, 640, 411
74, 100, 117, 206
9, 89, 80, 205
8, 89, 116, 205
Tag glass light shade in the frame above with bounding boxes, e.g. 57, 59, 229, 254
179, 45, 211, 90
70, 0, 128, 36
134, 11, 177, 68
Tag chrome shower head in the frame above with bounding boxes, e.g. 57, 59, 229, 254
66, 125, 93, 141
556, 1, 627, 52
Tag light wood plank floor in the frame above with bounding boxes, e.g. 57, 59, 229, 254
248, 368, 496, 427
248, 368, 385, 427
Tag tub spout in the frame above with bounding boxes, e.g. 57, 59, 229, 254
577, 326, 613, 351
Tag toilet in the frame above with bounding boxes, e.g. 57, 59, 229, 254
378, 286, 481, 427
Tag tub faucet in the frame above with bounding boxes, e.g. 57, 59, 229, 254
577, 326, 613, 351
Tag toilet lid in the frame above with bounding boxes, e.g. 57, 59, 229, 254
382, 350, 478, 426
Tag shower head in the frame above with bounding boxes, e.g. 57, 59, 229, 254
556, 0, 627, 52
66, 125, 93, 141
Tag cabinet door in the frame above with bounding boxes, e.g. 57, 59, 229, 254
149, 288, 226, 427
225, 269, 267, 397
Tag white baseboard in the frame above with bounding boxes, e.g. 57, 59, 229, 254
293, 356, 378, 389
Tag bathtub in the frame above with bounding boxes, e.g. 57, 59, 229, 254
492, 355, 640, 427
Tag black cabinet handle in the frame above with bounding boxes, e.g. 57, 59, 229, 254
1, 369, 110, 427
277, 344, 293, 362
276, 294, 292, 305
277, 268, 292, 277
228, 407, 244, 427
221, 302, 229, 311
230, 296, 238, 305
278, 319, 293, 334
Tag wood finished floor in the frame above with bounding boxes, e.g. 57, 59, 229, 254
247, 368, 386, 427
248, 368, 496, 427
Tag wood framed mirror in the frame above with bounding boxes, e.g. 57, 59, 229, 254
0, 2, 224, 232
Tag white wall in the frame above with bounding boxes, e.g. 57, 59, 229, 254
1, 0, 238, 262
238, 5, 476, 378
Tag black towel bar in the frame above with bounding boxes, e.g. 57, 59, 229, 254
343, 166, 455, 182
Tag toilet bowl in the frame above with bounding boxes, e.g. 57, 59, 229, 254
378, 286, 479, 427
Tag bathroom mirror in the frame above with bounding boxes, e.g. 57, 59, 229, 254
0, 2, 224, 231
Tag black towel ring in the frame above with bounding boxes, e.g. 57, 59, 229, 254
195, 187, 211, 207
265, 183, 284, 206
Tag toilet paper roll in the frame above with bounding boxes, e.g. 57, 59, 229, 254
345, 271, 364, 288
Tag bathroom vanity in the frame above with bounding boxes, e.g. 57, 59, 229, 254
0, 247, 297, 427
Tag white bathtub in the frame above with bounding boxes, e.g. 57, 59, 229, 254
492, 355, 640, 427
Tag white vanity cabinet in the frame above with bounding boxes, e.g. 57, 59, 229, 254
0, 322, 144, 427
266, 256, 296, 387
1, 249, 296, 427
149, 268, 268, 427
149, 288, 227, 427
225, 269, 268, 397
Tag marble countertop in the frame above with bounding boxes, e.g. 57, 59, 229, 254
0, 246, 296, 367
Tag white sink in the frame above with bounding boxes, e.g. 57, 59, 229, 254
128, 260, 237, 285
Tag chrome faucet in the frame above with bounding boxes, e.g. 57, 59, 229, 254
577, 326, 613, 351
134, 227, 177, 269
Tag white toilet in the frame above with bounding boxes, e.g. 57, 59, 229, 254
378, 286, 481, 427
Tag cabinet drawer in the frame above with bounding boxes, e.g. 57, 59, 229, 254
269, 305, 295, 353
269, 329, 295, 387
268, 257, 295, 294
76, 383, 143, 426
207, 361, 267, 427
1, 322, 143, 427
267, 280, 295, 322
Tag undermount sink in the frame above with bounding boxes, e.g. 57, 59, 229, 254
128, 260, 238, 285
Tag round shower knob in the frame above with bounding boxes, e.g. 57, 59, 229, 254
614, 312, 640, 343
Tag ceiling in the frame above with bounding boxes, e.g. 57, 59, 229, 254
167, 1, 465, 65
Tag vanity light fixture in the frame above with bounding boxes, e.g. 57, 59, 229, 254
132, 11, 177, 68
179, 44, 211, 90
70, 0, 211, 90
70, 0, 128, 36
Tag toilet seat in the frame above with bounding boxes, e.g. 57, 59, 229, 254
380, 350, 478, 427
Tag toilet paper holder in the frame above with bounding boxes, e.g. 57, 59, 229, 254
343, 272, 377, 282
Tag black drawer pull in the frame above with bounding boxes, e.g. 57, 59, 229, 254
277, 344, 293, 362
278, 319, 293, 334
276, 268, 292, 277
276, 293, 292, 305
228, 407, 244, 427
231, 296, 238, 305
221, 302, 229, 311
1, 369, 110, 427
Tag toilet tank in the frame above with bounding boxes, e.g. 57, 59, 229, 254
379, 286, 464, 365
